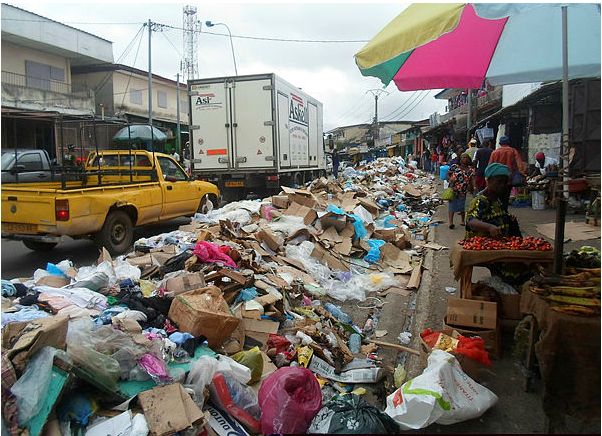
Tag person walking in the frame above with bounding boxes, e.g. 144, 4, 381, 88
332, 150, 340, 178
446, 152, 475, 229
473, 139, 495, 191
170, 147, 180, 163
488, 135, 525, 210
465, 138, 478, 162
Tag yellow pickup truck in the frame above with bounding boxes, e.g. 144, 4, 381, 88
1, 150, 219, 255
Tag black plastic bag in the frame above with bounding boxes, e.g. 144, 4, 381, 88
308, 394, 399, 434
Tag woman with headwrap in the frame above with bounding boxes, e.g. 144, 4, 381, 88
446, 152, 475, 229
466, 163, 531, 285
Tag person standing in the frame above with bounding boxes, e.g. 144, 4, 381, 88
473, 139, 495, 191
465, 138, 478, 162
446, 152, 475, 229
171, 147, 180, 163
430, 149, 438, 174
332, 150, 340, 178
488, 135, 525, 209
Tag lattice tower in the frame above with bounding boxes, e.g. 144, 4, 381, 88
183, 5, 200, 80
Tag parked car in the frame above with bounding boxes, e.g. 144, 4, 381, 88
1, 149, 53, 183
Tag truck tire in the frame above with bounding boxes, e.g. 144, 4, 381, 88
294, 172, 304, 186
23, 240, 57, 252
97, 210, 134, 256
197, 194, 215, 214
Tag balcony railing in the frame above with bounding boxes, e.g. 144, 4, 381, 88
1, 71, 93, 98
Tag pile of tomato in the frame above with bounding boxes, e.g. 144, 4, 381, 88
458, 236, 553, 251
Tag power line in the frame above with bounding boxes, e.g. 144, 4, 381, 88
1, 17, 371, 43
119, 25, 145, 109
161, 32, 184, 60
394, 90, 434, 120
380, 90, 421, 120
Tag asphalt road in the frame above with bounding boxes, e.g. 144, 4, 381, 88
1, 217, 191, 280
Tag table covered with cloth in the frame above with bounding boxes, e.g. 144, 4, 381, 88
449, 244, 554, 298
520, 289, 601, 422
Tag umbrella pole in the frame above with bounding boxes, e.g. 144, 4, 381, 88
553, 5, 569, 274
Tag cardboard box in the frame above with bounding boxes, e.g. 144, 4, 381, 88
284, 202, 317, 225
319, 211, 347, 232
242, 318, 279, 350
444, 316, 501, 360
168, 286, 240, 348
165, 272, 206, 296
272, 195, 289, 209
498, 293, 522, 320
446, 298, 497, 330
2, 315, 69, 372
419, 329, 481, 381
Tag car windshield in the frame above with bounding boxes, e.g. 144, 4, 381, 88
1, 152, 16, 170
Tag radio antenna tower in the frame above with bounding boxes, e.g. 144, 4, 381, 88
183, 5, 200, 80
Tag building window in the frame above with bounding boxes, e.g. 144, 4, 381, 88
130, 89, 142, 105
157, 90, 167, 108
25, 60, 65, 91
180, 99, 188, 114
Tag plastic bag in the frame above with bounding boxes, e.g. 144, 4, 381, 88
258, 367, 322, 434
209, 372, 261, 433
385, 350, 498, 430
231, 346, 263, 384
185, 355, 219, 405
11, 346, 69, 425
66, 318, 121, 390
442, 188, 454, 201
114, 259, 141, 282
365, 239, 386, 263
308, 393, 399, 434
68, 272, 109, 292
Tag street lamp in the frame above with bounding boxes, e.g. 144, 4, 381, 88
205, 21, 238, 76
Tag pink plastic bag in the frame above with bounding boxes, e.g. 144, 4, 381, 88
193, 240, 237, 268
258, 367, 322, 434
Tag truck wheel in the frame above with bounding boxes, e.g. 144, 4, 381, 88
23, 240, 57, 252
97, 210, 133, 256
294, 172, 303, 186
197, 194, 215, 214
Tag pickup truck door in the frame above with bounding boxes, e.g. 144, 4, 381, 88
157, 156, 200, 219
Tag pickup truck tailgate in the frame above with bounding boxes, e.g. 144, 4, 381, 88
2, 189, 56, 229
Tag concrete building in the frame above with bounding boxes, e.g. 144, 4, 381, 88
1, 3, 113, 159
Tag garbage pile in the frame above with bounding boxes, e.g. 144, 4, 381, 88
1, 158, 497, 435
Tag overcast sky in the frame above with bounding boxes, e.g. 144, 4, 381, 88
15, 1, 448, 131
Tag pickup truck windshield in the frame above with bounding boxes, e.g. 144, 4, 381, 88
157, 156, 187, 181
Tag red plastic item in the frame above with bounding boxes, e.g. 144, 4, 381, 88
258, 367, 322, 434
209, 372, 261, 433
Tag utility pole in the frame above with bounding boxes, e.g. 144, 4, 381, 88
367, 89, 389, 145
148, 19, 153, 151
176, 72, 181, 159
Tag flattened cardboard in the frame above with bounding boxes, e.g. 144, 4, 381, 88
320, 226, 343, 243
138, 383, 205, 436
125, 253, 153, 268
165, 272, 206, 296
334, 238, 352, 256
380, 243, 412, 272
283, 202, 317, 225
97, 247, 112, 264
311, 243, 349, 272
35, 275, 70, 288
256, 228, 284, 252
446, 298, 497, 330
406, 260, 423, 289
403, 184, 422, 197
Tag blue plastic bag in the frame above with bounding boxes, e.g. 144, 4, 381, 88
383, 216, 397, 228
234, 287, 258, 304
46, 262, 68, 278
365, 239, 386, 263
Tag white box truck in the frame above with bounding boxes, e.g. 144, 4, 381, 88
188, 73, 325, 200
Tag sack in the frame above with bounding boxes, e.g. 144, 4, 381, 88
511, 158, 526, 187
309, 393, 399, 434
258, 367, 322, 434
384, 350, 498, 430
442, 188, 455, 201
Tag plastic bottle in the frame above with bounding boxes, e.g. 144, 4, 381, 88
324, 303, 352, 324
363, 318, 374, 335
349, 333, 362, 354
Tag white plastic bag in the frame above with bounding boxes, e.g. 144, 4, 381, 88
385, 350, 498, 430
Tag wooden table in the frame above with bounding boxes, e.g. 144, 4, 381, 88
520, 288, 601, 428
449, 244, 554, 298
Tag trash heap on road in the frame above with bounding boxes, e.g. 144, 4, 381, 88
1, 157, 498, 435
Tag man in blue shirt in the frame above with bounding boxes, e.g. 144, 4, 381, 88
473, 139, 494, 191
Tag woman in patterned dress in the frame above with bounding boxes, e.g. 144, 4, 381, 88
446, 152, 475, 229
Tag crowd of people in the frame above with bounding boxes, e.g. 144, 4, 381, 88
422, 135, 529, 232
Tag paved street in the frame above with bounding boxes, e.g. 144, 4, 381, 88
1, 217, 191, 279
